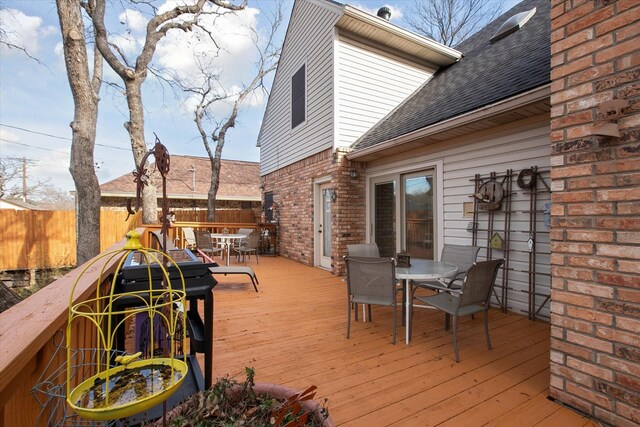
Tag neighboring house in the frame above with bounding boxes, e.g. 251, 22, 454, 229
0, 197, 44, 210
259, 0, 639, 424
100, 156, 261, 211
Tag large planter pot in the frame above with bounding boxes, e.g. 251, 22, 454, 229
152, 382, 335, 426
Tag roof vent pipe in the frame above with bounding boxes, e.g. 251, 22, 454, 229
377, 6, 391, 21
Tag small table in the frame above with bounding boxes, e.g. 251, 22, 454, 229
396, 259, 458, 345
210, 233, 246, 266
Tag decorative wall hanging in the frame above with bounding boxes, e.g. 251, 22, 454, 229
474, 180, 505, 211
489, 232, 504, 250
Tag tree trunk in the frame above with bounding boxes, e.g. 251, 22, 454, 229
124, 79, 158, 224
56, 0, 101, 265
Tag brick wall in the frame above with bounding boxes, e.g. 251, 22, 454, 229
549, 0, 640, 425
261, 148, 366, 275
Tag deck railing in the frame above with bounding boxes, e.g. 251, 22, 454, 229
0, 228, 143, 426
0, 222, 275, 425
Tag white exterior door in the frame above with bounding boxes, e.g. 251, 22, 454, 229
315, 182, 333, 269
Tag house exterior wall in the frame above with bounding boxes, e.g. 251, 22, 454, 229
261, 147, 365, 275
335, 35, 434, 148
549, 0, 640, 425
367, 116, 552, 317
258, 0, 341, 176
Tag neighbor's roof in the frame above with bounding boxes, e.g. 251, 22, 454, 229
351, 0, 550, 153
100, 156, 261, 201
0, 197, 44, 210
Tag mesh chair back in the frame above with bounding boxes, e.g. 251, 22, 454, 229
194, 230, 213, 249
182, 227, 196, 247
459, 259, 504, 307
441, 244, 480, 277
151, 230, 177, 250
245, 230, 260, 249
347, 243, 380, 257
344, 256, 396, 305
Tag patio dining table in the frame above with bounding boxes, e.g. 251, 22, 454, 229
396, 259, 458, 345
210, 233, 246, 266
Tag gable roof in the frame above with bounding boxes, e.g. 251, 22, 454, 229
100, 156, 260, 201
350, 0, 550, 155
256, 0, 462, 149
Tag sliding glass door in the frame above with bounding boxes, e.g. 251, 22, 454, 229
373, 179, 396, 257
403, 172, 435, 260
371, 169, 436, 260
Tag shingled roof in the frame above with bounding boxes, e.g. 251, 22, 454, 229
100, 156, 260, 201
351, 0, 550, 152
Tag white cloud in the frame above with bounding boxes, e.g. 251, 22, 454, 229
119, 9, 148, 33
154, 3, 261, 90
0, 9, 44, 56
39, 25, 59, 38
54, 41, 64, 57
0, 128, 20, 143
109, 33, 141, 56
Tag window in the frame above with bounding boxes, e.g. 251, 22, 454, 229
264, 191, 274, 222
291, 64, 306, 129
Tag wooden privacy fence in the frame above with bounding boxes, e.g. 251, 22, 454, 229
0, 209, 142, 271
0, 209, 259, 271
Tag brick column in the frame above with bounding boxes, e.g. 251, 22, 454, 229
549, 0, 640, 425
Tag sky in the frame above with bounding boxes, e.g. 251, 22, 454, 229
0, 0, 518, 197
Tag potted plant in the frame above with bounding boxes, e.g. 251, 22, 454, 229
151, 367, 334, 426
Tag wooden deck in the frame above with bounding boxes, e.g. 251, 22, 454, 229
199, 256, 597, 426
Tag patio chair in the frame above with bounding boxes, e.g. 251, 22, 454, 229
408, 243, 480, 339
344, 256, 397, 344
347, 243, 405, 325
347, 243, 380, 257
234, 229, 260, 264
181, 227, 197, 250
194, 230, 224, 261
413, 244, 481, 291
150, 230, 178, 251
414, 259, 504, 362
233, 228, 254, 251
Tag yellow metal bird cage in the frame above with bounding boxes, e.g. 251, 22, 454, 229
65, 230, 188, 421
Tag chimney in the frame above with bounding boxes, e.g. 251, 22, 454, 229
377, 6, 391, 21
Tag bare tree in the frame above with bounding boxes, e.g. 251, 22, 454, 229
84, 0, 246, 224
404, 0, 503, 47
0, 157, 49, 200
180, 4, 282, 221
0, 157, 23, 199
56, 0, 103, 264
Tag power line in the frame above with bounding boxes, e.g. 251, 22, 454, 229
0, 123, 131, 151
0, 123, 70, 140
0, 138, 70, 155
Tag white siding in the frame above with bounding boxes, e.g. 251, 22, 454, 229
443, 124, 551, 319
367, 119, 552, 318
335, 37, 433, 148
259, 0, 341, 176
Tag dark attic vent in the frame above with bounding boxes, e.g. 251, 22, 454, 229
490, 7, 536, 43
377, 6, 391, 21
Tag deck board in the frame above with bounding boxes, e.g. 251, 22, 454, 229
197, 257, 596, 426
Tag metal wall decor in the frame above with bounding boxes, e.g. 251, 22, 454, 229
471, 167, 551, 321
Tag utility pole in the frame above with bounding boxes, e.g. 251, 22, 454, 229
22, 157, 27, 202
